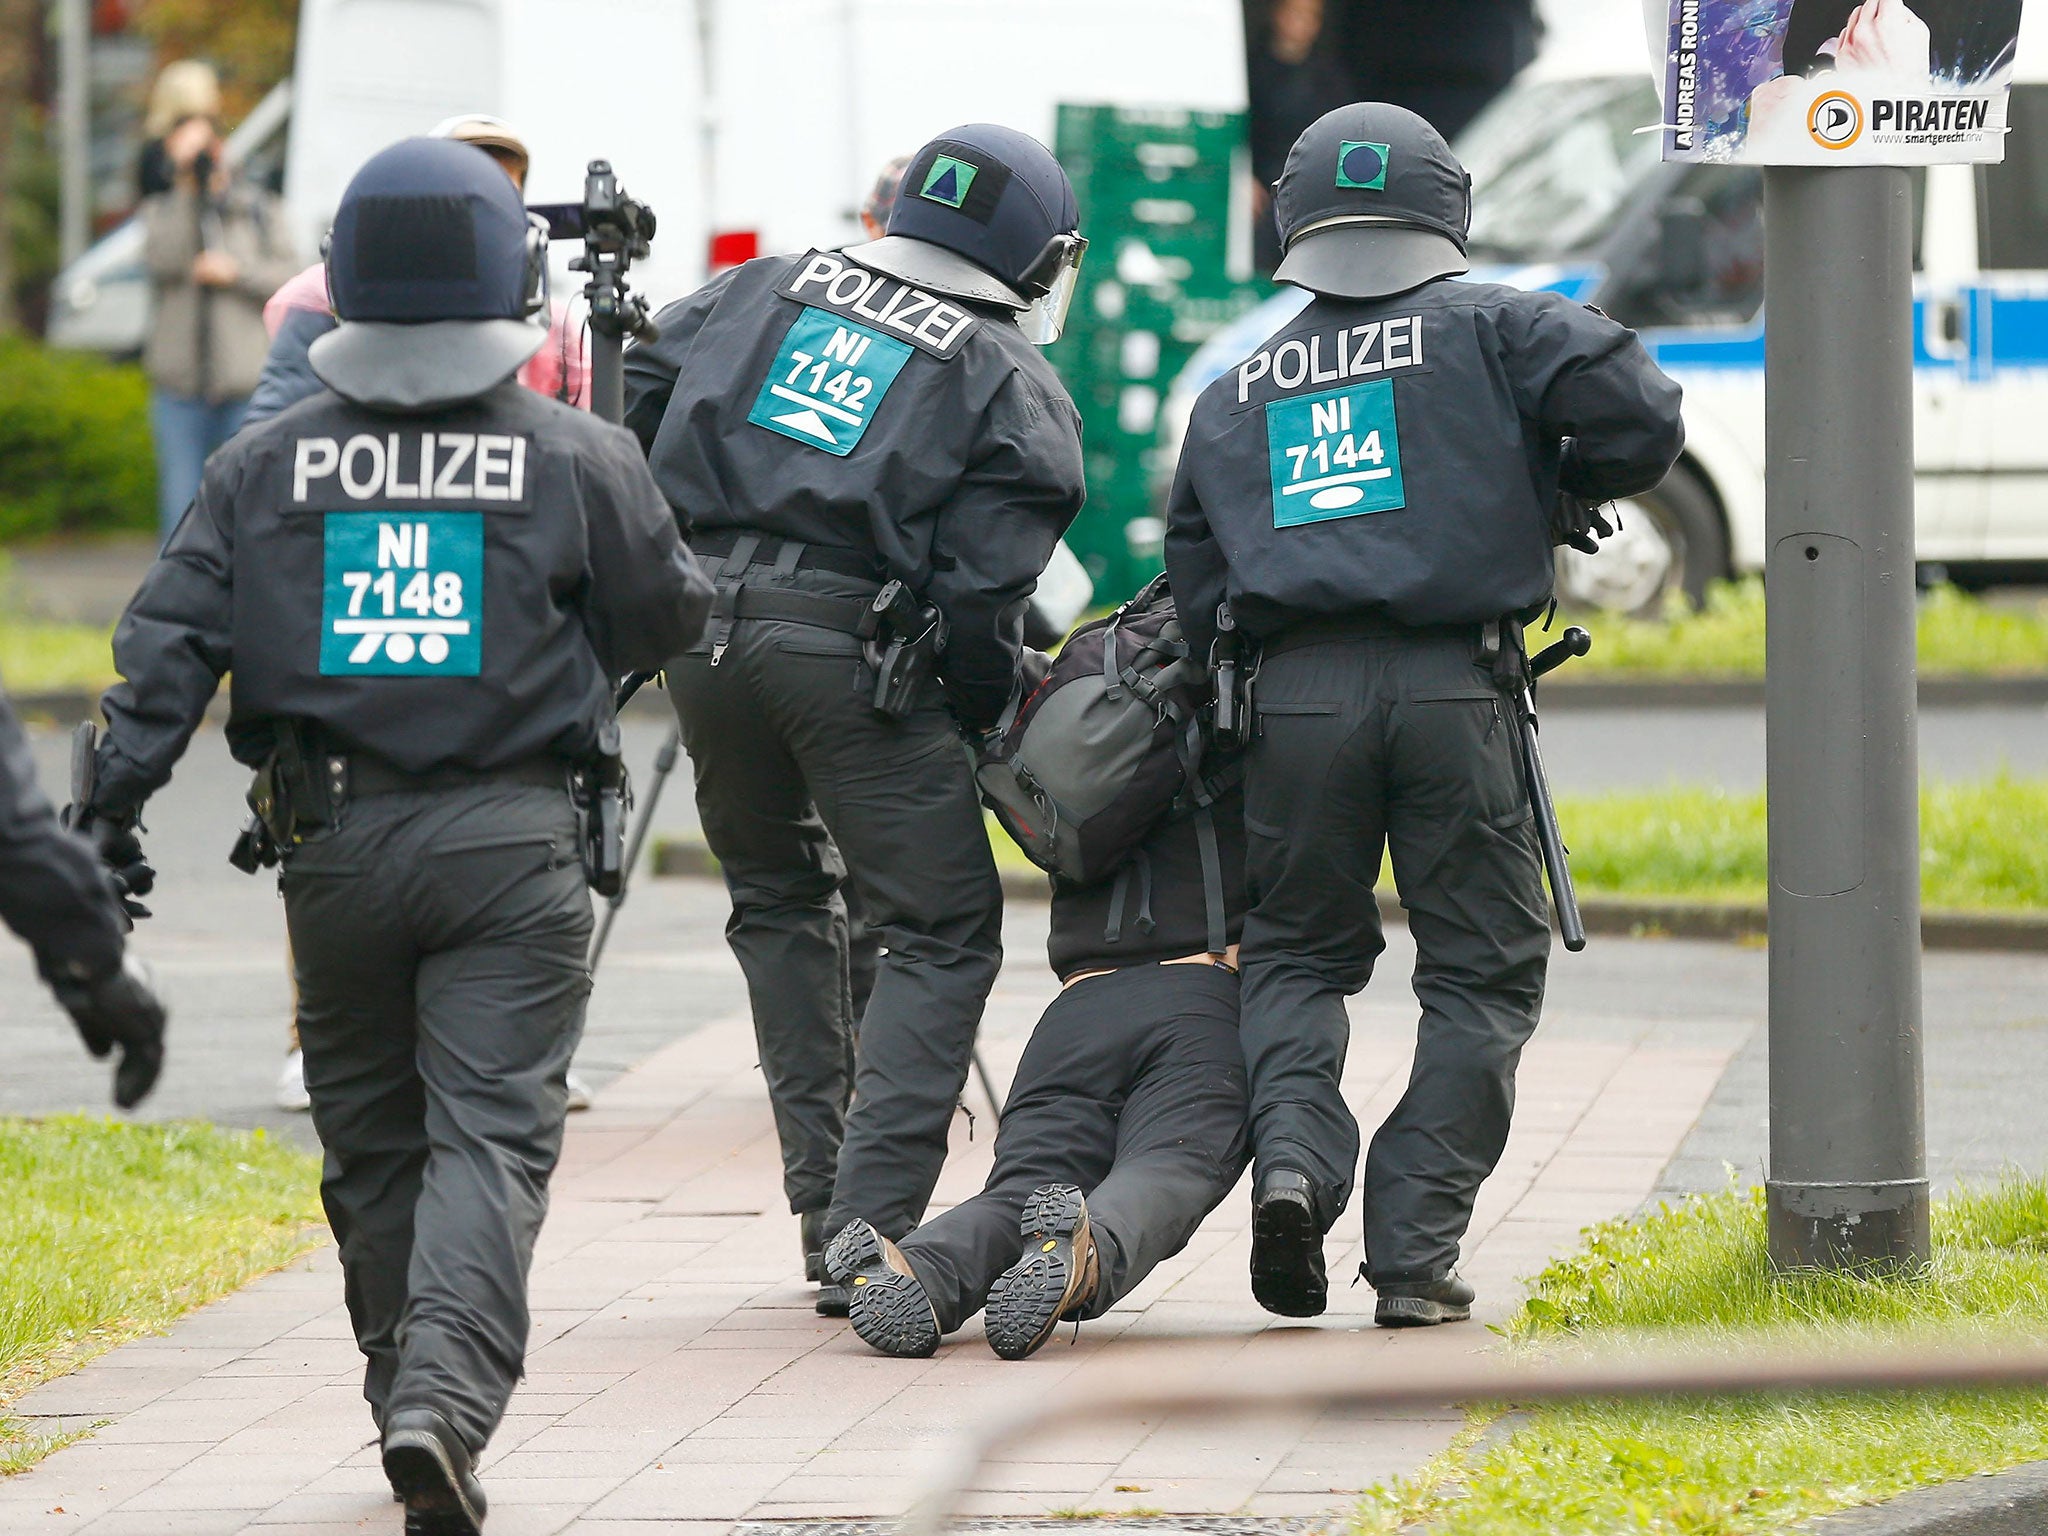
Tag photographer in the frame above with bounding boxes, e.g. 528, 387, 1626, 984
77, 139, 710, 1533
139, 60, 298, 542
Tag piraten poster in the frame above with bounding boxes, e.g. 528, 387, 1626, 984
1663, 0, 2025, 163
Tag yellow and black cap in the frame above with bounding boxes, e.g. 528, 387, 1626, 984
1273, 103, 1471, 302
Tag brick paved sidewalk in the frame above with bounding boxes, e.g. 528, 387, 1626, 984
1, 956, 1734, 1535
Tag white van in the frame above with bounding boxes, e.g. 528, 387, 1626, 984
1162, 4, 2048, 613
50, 0, 1242, 342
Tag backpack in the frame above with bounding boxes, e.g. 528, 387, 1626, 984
976, 574, 1213, 888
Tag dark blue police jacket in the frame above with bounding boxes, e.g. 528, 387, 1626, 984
1164, 277, 1685, 660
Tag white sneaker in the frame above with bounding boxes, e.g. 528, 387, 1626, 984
565, 1071, 594, 1112
275, 1049, 311, 1112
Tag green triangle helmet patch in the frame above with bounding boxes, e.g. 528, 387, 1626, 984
919, 155, 977, 209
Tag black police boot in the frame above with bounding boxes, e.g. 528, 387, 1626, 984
1372, 1268, 1475, 1328
986, 1184, 1099, 1361
1249, 1168, 1327, 1318
801, 1209, 828, 1284
826, 1220, 940, 1357
382, 1407, 487, 1536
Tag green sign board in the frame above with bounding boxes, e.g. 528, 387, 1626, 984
1048, 104, 1271, 606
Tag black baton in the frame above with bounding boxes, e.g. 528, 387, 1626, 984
1518, 626, 1591, 953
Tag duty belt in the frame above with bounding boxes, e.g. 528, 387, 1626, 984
690, 531, 885, 584
1263, 613, 1482, 659
701, 532, 882, 665
239, 727, 573, 870
343, 753, 570, 798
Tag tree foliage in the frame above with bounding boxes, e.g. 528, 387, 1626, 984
133, 0, 298, 123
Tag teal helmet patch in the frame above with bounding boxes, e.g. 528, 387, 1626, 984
918, 155, 979, 208
1336, 141, 1390, 191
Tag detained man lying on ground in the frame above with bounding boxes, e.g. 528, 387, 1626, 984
826, 768, 1250, 1359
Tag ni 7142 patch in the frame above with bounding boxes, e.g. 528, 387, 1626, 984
1266, 378, 1407, 527
748, 306, 914, 456
321, 511, 482, 676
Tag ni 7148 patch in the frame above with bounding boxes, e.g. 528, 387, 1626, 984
1266, 378, 1406, 527
321, 511, 482, 676
748, 306, 914, 456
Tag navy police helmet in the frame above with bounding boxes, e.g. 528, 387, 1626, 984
327, 136, 544, 322
312, 137, 549, 407
851, 124, 1087, 344
1273, 103, 1472, 302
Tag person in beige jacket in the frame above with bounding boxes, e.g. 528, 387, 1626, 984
139, 71, 297, 541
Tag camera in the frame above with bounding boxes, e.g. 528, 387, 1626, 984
529, 159, 660, 423
530, 161, 656, 253
528, 159, 658, 346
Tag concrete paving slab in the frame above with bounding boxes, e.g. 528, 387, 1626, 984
0, 721, 1813, 1532
2, 934, 1735, 1533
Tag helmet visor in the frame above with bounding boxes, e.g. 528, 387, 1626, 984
1017, 233, 1087, 345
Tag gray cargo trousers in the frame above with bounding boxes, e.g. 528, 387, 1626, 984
1239, 628, 1550, 1284
669, 568, 1004, 1241
900, 961, 1249, 1334
284, 778, 591, 1455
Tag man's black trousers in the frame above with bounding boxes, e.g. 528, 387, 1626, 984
899, 962, 1249, 1334
1239, 631, 1550, 1284
669, 572, 1004, 1240
284, 779, 591, 1455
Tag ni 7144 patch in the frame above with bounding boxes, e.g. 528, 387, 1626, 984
321, 511, 482, 676
1266, 378, 1407, 527
748, 306, 914, 456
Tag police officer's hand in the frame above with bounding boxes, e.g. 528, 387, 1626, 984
51, 953, 168, 1109
1551, 490, 1618, 556
63, 806, 156, 924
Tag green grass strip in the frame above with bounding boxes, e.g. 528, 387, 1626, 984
0, 619, 118, 697
1554, 579, 2048, 679
989, 778, 2048, 912
1360, 1178, 2048, 1534
0, 1116, 323, 1472
1556, 775, 2048, 912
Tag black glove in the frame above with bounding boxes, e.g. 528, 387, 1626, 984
1551, 490, 1619, 556
61, 805, 155, 924
50, 953, 168, 1109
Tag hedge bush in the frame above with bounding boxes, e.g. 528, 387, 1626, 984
0, 338, 154, 541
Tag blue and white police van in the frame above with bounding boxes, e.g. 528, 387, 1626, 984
1163, 6, 2048, 614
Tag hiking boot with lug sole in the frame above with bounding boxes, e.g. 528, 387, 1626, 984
801, 1209, 827, 1284
985, 1184, 1099, 1360
1372, 1268, 1475, 1328
382, 1407, 486, 1536
826, 1220, 940, 1357
1250, 1168, 1327, 1318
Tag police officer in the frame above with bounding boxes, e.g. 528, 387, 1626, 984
1164, 104, 1683, 1326
1, 687, 165, 1109
79, 139, 711, 1533
624, 124, 1087, 1312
